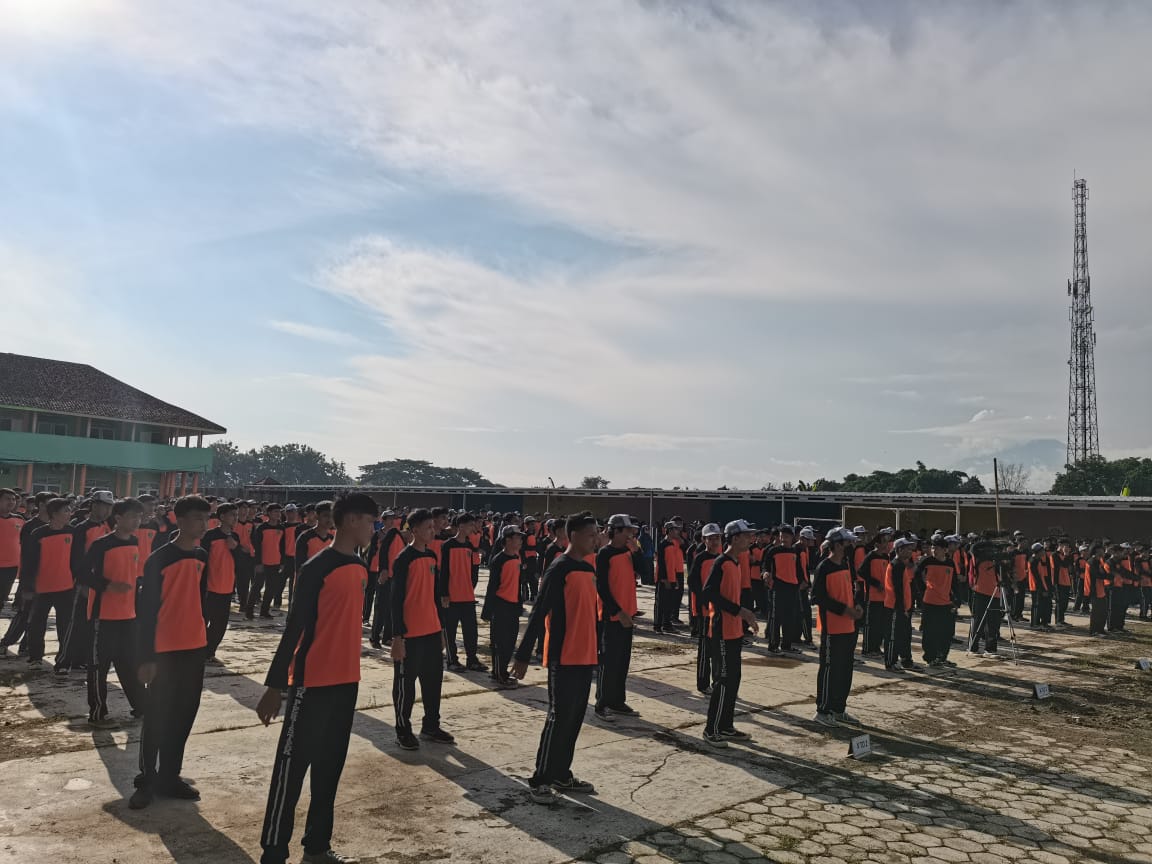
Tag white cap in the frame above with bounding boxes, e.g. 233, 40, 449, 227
284, 503, 298, 511
826, 527, 856, 543
91, 490, 114, 505
876, 526, 895, 537
501, 524, 525, 539
946, 534, 962, 545
701, 523, 723, 538
1031, 542, 1045, 551
852, 525, 867, 535
799, 527, 817, 540
894, 537, 917, 551
724, 519, 756, 536
607, 514, 634, 529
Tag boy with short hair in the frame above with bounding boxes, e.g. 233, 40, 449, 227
131, 495, 212, 810
202, 502, 240, 663
256, 493, 379, 864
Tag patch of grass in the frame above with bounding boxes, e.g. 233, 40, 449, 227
778, 835, 799, 851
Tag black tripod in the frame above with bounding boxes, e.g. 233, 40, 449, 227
967, 581, 1020, 665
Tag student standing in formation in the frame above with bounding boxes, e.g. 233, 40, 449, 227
762, 526, 804, 656
368, 511, 403, 648
0, 488, 21, 613
883, 537, 918, 672
1051, 538, 1075, 627
512, 512, 601, 805
1086, 544, 1110, 636
1, 491, 54, 655
654, 522, 685, 633
438, 512, 488, 674
256, 493, 379, 864
917, 537, 958, 668
295, 500, 335, 567
701, 520, 759, 747
859, 529, 893, 657
60, 490, 114, 672
689, 523, 723, 693
79, 498, 145, 727
202, 502, 240, 665
234, 501, 256, 613
249, 503, 285, 620
813, 527, 864, 727
279, 504, 303, 609
1009, 534, 1029, 621
21, 498, 76, 669
390, 508, 454, 751
1028, 542, 1054, 631
594, 514, 640, 722
483, 525, 525, 687
131, 495, 212, 810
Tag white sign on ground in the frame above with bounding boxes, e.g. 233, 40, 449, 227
848, 734, 873, 759
1033, 683, 1052, 700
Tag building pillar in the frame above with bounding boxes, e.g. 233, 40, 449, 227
78, 464, 88, 495
191, 473, 199, 494
179, 472, 187, 496
125, 470, 133, 497
25, 463, 33, 491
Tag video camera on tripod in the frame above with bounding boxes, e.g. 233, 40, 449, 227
971, 536, 1016, 588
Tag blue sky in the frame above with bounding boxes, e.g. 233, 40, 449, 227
2, 1, 1151, 489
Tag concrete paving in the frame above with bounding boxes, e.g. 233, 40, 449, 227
1, 586, 1149, 864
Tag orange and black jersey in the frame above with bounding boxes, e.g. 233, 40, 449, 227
294, 526, 333, 566
137, 543, 208, 661
281, 522, 302, 560
1028, 554, 1053, 591
702, 553, 744, 640
1086, 558, 1109, 598
369, 527, 405, 575
201, 527, 239, 595
687, 549, 719, 598
80, 534, 140, 621
813, 558, 856, 635
252, 522, 285, 567
390, 545, 440, 639
234, 520, 255, 557
486, 551, 522, 606
595, 544, 638, 621
884, 560, 914, 612
542, 540, 565, 576
265, 547, 367, 689
438, 536, 477, 603
516, 553, 598, 667
1051, 552, 1075, 588
859, 550, 890, 602
762, 545, 804, 585
657, 538, 685, 585
20, 525, 75, 594
71, 518, 111, 581
20, 515, 46, 546
0, 512, 23, 569
915, 556, 957, 606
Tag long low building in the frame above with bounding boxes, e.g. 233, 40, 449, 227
0, 353, 225, 497
243, 484, 1152, 539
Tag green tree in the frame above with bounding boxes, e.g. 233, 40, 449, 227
580, 475, 610, 489
1050, 455, 1152, 496
203, 441, 349, 487
358, 459, 499, 487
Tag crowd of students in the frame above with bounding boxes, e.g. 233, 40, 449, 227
0, 486, 1149, 864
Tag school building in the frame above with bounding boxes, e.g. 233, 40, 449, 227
0, 353, 225, 497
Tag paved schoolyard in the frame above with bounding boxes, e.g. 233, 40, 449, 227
1, 588, 1150, 864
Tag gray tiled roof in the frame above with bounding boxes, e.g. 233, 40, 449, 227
0, 353, 226, 434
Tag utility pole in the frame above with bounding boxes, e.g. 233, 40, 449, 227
1066, 177, 1100, 466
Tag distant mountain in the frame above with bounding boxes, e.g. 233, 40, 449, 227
953, 439, 1066, 493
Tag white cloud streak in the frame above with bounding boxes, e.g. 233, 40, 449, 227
268, 320, 355, 345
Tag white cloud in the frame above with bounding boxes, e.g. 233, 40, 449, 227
970, 409, 996, 423
881, 389, 922, 400
268, 320, 355, 345
583, 433, 741, 452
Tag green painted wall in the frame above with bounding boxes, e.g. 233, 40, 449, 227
0, 431, 214, 472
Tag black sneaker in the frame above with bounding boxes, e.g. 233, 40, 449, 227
608, 703, 639, 717
301, 850, 361, 864
446, 661, 465, 672
128, 785, 154, 810
88, 715, 118, 730
369, 639, 382, 650
901, 660, 921, 671
528, 784, 557, 805
885, 664, 905, 673
396, 731, 420, 751
702, 731, 729, 748
552, 775, 596, 794
420, 728, 455, 745
157, 778, 200, 800
719, 728, 752, 741
592, 706, 615, 723
941, 660, 957, 668
465, 659, 489, 673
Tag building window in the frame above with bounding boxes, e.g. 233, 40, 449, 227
89, 425, 117, 440
137, 484, 160, 496
37, 421, 68, 436
32, 481, 61, 494
150, 431, 166, 444
0, 418, 12, 432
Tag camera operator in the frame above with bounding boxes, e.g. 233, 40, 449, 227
967, 538, 1007, 658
